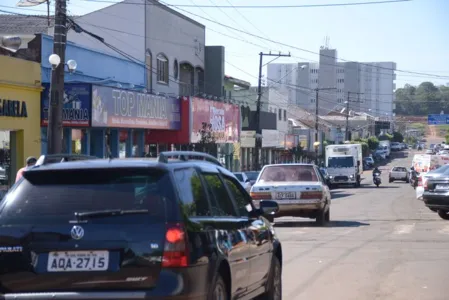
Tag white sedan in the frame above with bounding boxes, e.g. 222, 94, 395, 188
249, 164, 331, 226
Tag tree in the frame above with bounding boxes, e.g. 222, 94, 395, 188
197, 122, 217, 155
395, 82, 449, 116
392, 132, 404, 143
378, 133, 392, 141
367, 136, 379, 150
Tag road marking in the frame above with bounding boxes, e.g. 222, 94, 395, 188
438, 224, 449, 235
392, 224, 415, 235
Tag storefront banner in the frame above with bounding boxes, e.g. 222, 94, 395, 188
41, 83, 91, 127
190, 97, 240, 143
298, 135, 308, 149
91, 85, 181, 130
241, 130, 255, 148
262, 129, 278, 148
284, 134, 298, 149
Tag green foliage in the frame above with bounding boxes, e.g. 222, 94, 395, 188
367, 136, 379, 150
351, 138, 369, 156
446, 134, 449, 144
395, 82, 449, 116
378, 133, 392, 141
392, 132, 404, 143
405, 136, 417, 145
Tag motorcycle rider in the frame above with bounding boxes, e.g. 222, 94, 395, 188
373, 166, 381, 176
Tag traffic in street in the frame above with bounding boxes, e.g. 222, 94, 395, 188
276, 137, 448, 300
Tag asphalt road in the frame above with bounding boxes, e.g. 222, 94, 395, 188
275, 145, 449, 300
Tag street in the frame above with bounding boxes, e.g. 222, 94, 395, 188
276, 146, 449, 300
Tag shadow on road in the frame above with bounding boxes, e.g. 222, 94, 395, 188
274, 220, 370, 228
331, 191, 353, 199
361, 185, 400, 189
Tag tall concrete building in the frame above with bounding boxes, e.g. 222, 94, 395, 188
267, 47, 396, 118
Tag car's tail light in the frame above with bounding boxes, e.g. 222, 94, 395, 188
301, 191, 323, 199
250, 192, 271, 200
162, 223, 189, 268
423, 178, 428, 190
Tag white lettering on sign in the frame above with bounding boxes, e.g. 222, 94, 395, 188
210, 106, 225, 132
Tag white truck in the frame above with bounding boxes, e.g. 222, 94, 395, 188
379, 140, 391, 158
325, 144, 362, 188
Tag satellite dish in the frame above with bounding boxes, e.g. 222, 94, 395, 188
1, 36, 22, 52
16, 0, 47, 7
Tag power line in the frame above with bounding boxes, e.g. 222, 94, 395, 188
75, 0, 412, 9
162, 1, 449, 79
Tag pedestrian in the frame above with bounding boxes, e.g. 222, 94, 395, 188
15, 156, 37, 183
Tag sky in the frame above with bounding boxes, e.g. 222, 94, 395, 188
1, 0, 449, 88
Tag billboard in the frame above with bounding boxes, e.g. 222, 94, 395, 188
91, 85, 181, 130
190, 97, 240, 143
41, 83, 91, 127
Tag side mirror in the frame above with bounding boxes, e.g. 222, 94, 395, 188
259, 200, 279, 216
245, 178, 250, 183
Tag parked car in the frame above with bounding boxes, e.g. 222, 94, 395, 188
423, 173, 449, 220
363, 157, 374, 168
391, 142, 402, 151
416, 164, 449, 200
250, 163, 331, 225
425, 149, 434, 155
244, 171, 260, 186
233, 171, 252, 192
0, 151, 283, 299
389, 166, 409, 183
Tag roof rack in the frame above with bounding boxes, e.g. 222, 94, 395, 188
157, 151, 222, 166
36, 154, 98, 166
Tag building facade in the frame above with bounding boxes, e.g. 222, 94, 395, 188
63, 0, 205, 97
0, 55, 42, 188
267, 47, 397, 118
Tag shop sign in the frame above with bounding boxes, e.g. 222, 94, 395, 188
240, 130, 255, 148
284, 134, 298, 149
262, 129, 278, 148
0, 99, 27, 117
190, 97, 240, 143
41, 83, 91, 127
91, 85, 181, 130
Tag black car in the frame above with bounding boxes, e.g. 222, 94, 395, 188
0, 151, 282, 299
423, 173, 449, 219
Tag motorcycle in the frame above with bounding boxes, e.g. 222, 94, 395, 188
373, 172, 381, 187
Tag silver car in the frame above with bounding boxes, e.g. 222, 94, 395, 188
233, 172, 252, 192
249, 164, 331, 226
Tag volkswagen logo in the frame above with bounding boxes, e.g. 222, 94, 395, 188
70, 225, 84, 240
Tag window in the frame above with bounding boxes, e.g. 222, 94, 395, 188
278, 109, 282, 120
259, 165, 319, 182
223, 176, 250, 216
0, 169, 176, 225
202, 173, 238, 217
283, 109, 287, 121
173, 168, 210, 216
156, 53, 169, 84
145, 50, 152, 91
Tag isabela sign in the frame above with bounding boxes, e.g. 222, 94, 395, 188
0, 99, 27, 118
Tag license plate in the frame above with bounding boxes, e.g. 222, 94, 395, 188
278, 199, 320, 204
47, 251, 109, 272
436, 184, 449, 190
276, 192, 296, 199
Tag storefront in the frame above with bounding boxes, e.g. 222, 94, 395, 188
41, 83, 91, 155
189, 97, 240, 169
0, 55, 42, 188
90, 85, 181, 157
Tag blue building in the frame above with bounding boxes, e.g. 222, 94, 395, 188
39, 34, 162, 158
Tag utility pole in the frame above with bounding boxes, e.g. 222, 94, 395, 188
254, 51, 291, 170
47, 0, 67, 154
314, 87, 335, 165
345, 91, 364, 141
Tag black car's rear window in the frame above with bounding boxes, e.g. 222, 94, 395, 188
0, 168, 176, 225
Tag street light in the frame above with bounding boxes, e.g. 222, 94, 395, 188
48, 54, 77, 73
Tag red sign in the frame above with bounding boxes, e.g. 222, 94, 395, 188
190, 97, 240, 143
